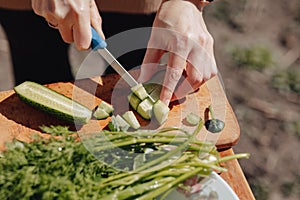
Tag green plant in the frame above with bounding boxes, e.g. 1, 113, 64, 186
251, 183, 270, 200
271, 68, 300, 94
230, 46, 274, 71
284, 120, 300, 139
0, 125, 249, 200
280, 182, 296, 197
207, 0, 246, 31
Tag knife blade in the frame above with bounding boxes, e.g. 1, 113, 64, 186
91, 27, 138, 87
90, 27, 155, 102
96, 48, 138, 87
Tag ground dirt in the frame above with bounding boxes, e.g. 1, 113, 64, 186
205, 0, 300, 199
0, 0, 300, 199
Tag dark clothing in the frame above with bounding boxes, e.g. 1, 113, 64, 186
0, 9, 73, 85
0, 9, 155, 85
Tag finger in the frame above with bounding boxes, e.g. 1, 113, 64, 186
58, 20, 74, 43
160, 53, 186, 105
73, 4, 91, 50
32, 0, 46, 16
90, 0, 105, 39
138, 48, 164, 83
172, 62, 203, 101
187, 42, 217, 81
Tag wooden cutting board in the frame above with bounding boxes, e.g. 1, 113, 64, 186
0, 74, 240, 151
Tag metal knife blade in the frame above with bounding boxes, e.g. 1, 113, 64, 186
96, 48, 138, 88
90, 27, 155, 102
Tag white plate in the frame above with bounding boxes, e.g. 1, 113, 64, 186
165, 172, 239, 200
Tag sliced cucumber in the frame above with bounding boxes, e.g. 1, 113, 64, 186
110, 115, 130, 131
185, 112, 201, 126
93, 108, 109, 120
143, 83, 157, 95
137, 98, 153, 120
128, 82, 169, 124
147, 84, 162, 102
98, 101, 114, 115
14, 81, 92, 124
131, 83, 148, 100
127, 93, 141, 110
153, 100, 169, 125
93, 100, 114, 120
122, 111, 140, 129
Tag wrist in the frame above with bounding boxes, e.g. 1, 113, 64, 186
162, 0, 213, 11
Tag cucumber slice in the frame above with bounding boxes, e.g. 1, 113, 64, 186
185, 112, 201, 126
113, 115, 130, 131
137, 98, 153, 120
148, 84, 162, 102
153, 100, 169, 125
14, 81, 92, 124
143, 83, 162, 103
143, 83, 157, 95
122, 111, 140, 129
93, 108, 109, 120
131, 83, 148, 100
98, 101, 114, 115
93, 101, 114, 120
129, 82, 168, 125
127, 93, 141, 110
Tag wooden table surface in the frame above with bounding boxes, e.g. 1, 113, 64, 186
0, 74, 255, 199
220, 148, 256, 200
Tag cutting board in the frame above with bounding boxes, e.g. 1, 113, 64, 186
0, 73, 240, 151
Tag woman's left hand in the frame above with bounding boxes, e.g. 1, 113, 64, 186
138, 0, 217, 105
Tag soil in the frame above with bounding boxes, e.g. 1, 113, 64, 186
0, 0, 300, 199
204, 0, 300, 199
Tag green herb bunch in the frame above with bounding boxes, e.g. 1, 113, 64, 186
0, 124, 248, 200
0, 126, 116, 200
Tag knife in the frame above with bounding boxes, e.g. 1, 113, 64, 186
90, 27, 155, 102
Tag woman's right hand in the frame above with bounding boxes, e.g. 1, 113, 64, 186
31, 0, 104, 50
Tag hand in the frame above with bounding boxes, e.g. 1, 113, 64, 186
31, 0, 104, 50
138, 0, 217, 105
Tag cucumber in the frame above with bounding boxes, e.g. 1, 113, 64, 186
93, 101, 114, 120
137, 98, 153, 120
93, 108, 109, 120
98, 101, 114, 115
131, 83, 148, 100
185, 112, 201, 126
153, 100, 169, 125
128, 83, 169, 124
146, 83, 162, 102
112, 115, 130, 131
143, 83, 157, 95
122, 111, 140, 129
127, 93, 141, 110
14, 81, 92, 124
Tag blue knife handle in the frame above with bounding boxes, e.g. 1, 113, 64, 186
91, 27, 107, 50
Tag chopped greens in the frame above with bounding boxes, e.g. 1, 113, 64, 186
0, 128, 116, 200
0, 123, 248, 200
